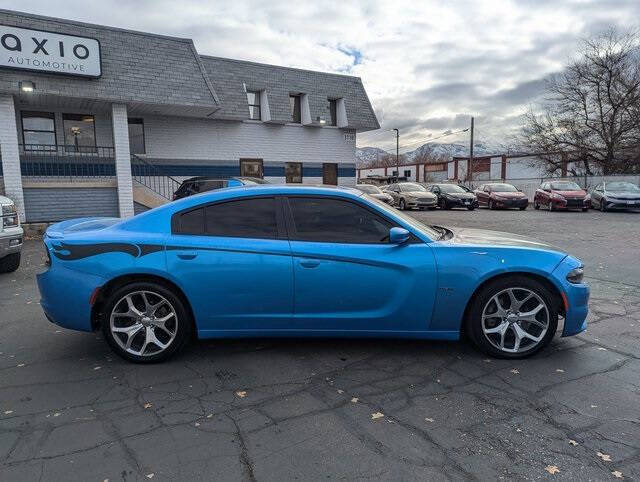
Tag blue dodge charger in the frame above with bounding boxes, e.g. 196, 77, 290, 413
37, 185, 589, 363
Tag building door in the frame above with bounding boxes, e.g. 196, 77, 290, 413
240, 159, 264, 178
323, 163, 338, 185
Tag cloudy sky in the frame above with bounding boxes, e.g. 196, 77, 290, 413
7, 0, 640, 153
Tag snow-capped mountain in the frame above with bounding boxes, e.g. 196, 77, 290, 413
356, 142, 501, 167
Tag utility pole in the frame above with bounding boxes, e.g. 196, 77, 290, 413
468, 117, 474, 185
392, 128, 399, 179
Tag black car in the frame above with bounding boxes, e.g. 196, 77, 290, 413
172, 176, 269, 200
590, 181, 640, 211
426, 183, 478, 210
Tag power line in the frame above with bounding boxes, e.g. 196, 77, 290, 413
398, 128, 470, 151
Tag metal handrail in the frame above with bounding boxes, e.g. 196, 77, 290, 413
130, 154, 181, 201
17, 144, 116, 178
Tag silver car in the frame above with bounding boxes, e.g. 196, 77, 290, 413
384, 182, 438, 210
0, 195, 23, 273
354, 184, 394, 204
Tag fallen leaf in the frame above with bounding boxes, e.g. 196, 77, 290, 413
351, 397, 359, 403
591, 405, 598, 408
597, 452, 612, 462
235, 391, 247, 398
93, 366, 101, 370
611, 470, 623, 479
568, 440, 579, 446
597, 347, 607, 351
516, 428, 522, 432
207, 413, 213, 418
143, 403, 152, 409
194, 422, 200, 427
17, 363, 25, 367
337, 389, 344, 394
555, 369, 565, 373
146, 474, 154, 479
424, 417, 434, 423
483, 359, 492, 363
510, 368, 520, 374
4, 410, 14, 415
371, 412, 384, 420
545, 465, 560, 475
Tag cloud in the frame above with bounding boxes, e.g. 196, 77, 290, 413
11, 0, 640, 151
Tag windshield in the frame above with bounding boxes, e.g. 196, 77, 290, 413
489, 183, 517, 192
363, 195, 440, 239
356, 185, 381, 194
607, 182, 640, 192
550, 181, 581, 191
438, 184, 466, 193
399, 183, 427, 192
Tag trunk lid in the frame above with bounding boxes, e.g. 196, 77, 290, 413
45, 217, 122, 239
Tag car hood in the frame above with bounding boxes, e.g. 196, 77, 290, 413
605, 191, 640, 199
444, 192, 476, 199
445, 226, 564, 253
553, 189, 586, 197
405, 191, 437, 199
369, 192, 392, 199
491, 192, 526, 199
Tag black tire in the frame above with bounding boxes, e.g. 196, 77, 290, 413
582, 207, 588, 212
467, 206, 475, 211
465, 275, 558, 359
548, 201, 554, 211
600, 201, 606, 212
101, 281, 192, 363
399, 199, 406, 211
488, 200, 495, 210
519, 205, 527, 211
0, 253, 20, 273
534, 200, 540, 210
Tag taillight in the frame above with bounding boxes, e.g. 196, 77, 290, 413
44, 242, 51, 266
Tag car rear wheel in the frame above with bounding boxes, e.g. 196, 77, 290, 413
467, 206, 475, 211
102, 282, 192, 363
399, 199, 406, 210
465, 276, 558, 359
534, 200, 540, 210
600, 201, 606, 212
519, 205, 527, 211
0, 253, 20, 273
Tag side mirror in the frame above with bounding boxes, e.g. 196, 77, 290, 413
389, 227, 410, 244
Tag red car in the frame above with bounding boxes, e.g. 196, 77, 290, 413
534, 181, 590, 211
474, 183, 528, 210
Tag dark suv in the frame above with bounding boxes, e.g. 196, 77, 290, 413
173, 177, 269, 200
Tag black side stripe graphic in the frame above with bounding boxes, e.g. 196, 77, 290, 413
51, 242, 164, 261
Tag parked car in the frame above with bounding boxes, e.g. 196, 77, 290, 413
475, 183, 528, 210
534, 181, 590, 211
354, 184, 394, 204
426, 183, 478, 210
590, 181, 640, 212
37, 185, 589, 362
384, 182, 438, 210
173, 176, 269, 200
0, 195, 23, 273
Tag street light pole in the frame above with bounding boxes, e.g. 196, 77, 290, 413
392, 128, 399, 179
468, 117, 474, 185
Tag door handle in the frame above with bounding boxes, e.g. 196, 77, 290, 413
177, 252, 197, 260
299, 259, 320, 268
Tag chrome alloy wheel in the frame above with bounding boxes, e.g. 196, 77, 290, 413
109, 291, 178, 357
481, 287, 550, 354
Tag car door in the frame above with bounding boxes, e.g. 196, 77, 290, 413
166, 196, 294, 334
284, 195, 438, 333
476, 185, 488, 206
537, 183, 549, 206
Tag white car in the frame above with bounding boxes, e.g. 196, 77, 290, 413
0, 195, 23, 273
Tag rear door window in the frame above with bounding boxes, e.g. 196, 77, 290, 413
205, 198, 278, 239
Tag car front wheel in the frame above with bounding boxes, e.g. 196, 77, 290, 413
0, 253, 20, 273
399, 199, 406, 210
102, 281, 192, 363
465, 276, 558, 359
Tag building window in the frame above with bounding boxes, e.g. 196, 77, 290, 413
403, 169, 411, 177
21, 111, 56, 148
240, 159, 264, 178
63, 113, 96, 152
290, 95, 301, 123
285, 162, 303, 183
328, 99, 337, 126
128, 118, 145, 154
246, 90, 261, 120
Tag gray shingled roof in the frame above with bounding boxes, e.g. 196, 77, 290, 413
0, 10, 219, 113
0, 9, 379, 130
201, 56, 379, 130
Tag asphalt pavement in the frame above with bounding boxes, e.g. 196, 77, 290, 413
0, 207, 639, 481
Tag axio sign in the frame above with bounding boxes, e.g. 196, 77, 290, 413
0, 25, 101, 78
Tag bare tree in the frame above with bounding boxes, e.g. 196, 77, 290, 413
523, 29, 640, 175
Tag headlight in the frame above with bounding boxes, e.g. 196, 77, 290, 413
1, 203, 18, 228
566, 266, 584, 284
551, 193, 565, 200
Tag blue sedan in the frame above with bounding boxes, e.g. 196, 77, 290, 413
37, 185, 589, 363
